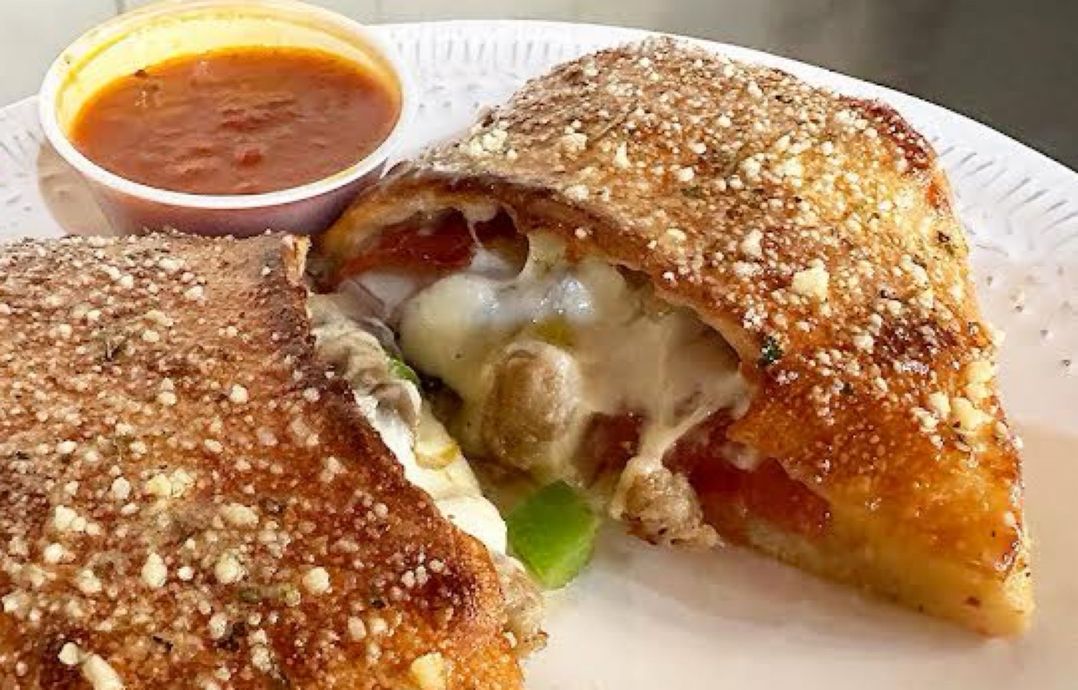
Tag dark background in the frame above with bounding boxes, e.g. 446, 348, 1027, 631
560, 0, 1076, 168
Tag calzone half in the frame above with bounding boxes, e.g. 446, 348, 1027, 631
316, 38, 1033, 635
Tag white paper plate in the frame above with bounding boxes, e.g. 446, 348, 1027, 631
2, 19, 1076, 690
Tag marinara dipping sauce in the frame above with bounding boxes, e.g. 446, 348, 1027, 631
69, 47, 400, 195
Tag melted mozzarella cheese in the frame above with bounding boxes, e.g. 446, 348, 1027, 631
398, 232, 749, 505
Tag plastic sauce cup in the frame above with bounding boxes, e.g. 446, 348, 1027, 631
38, 0, 416, 237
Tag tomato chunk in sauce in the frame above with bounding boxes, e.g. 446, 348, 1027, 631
577, 412, 645, 486
577, 410, 831, 541
71, 47, 400, 195
665, 412, 832, 541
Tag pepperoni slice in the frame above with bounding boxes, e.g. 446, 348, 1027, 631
333, 210, 524, 284
335, 212, 477, 281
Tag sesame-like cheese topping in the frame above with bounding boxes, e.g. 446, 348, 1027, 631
301, 566, 331, 595
410, 651, 448, 690
82, 654, 123, 690
790, 264, 830, 301
140, 552, 168, 589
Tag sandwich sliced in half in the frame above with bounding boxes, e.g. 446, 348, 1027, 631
316, 38, 1033, 635
0, 233, 530, 688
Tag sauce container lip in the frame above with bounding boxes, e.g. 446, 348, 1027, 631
38, 0, 416, 211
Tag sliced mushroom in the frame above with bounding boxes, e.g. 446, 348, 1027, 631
309, 294, 421, 428
480, 339, 588, 480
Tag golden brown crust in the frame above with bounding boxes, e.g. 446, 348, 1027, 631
0, 234, 522, 688
320, 38, 1031, 634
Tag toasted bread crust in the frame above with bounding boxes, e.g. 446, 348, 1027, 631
0, 234, 521, 688
320, 38, 1031, 634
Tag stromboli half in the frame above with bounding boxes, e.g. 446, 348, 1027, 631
318, 38, 1032, 635
0, 234, 524, 688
